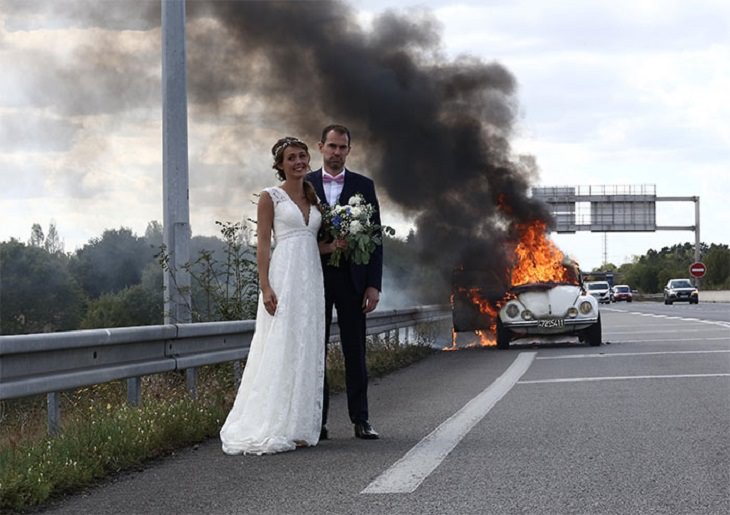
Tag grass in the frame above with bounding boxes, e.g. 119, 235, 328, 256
0, 323, 445, 512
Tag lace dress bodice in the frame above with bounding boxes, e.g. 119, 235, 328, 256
266, 186, 322, 245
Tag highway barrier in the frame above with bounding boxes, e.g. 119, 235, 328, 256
0, 305, 450, 434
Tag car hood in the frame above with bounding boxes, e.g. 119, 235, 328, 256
511, 284, 582, 317
669, 286, 697, 293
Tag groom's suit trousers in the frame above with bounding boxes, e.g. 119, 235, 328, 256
322, 264, 369, 425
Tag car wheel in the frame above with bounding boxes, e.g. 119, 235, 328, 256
586, 315, 602, 346
496, 318, 511, 350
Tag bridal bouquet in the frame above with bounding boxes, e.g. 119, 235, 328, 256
321, 193, 395, 266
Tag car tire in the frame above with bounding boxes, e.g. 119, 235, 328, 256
586, 315, 602, 346
496, 318, 511, 350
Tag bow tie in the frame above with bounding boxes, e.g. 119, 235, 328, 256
323, 173, 345, 184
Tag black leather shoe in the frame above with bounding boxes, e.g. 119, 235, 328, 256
319, 425, 329, 440
354, 421, 379, 440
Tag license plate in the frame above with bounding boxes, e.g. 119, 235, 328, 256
538, 319, 564, 329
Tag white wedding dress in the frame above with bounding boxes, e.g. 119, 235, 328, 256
220, 186, 325, 455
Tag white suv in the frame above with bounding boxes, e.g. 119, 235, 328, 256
586, 281, 612, 304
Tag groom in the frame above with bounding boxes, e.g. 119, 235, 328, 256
306, 124, 383, 440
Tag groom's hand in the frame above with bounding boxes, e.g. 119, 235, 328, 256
362, 287, 380, 314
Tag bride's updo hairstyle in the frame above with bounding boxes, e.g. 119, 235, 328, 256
271, 136, 320, 207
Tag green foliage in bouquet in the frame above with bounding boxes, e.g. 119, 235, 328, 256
321, 193, 395, 266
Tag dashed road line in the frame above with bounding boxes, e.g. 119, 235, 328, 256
519, 373, 730, 384
537, 350, 730, 360
605, 308, 730, 329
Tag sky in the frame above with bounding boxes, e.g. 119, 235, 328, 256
0, 0, 728, 272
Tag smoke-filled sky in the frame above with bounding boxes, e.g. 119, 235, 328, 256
1, 0, 728, 275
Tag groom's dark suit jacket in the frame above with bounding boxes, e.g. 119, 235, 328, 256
306, 168, 383, 294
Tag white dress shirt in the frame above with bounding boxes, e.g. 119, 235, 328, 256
323, 169, 346, 205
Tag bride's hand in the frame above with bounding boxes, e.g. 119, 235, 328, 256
262, 287, 278, 315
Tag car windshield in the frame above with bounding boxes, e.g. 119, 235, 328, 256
615, 286, 629, 292
588, 283, 608, 290
670, 280, 693, 288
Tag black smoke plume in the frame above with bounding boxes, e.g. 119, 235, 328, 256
187, 1, 552, 298
0, 0, 553, 302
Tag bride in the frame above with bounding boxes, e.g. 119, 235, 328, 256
220, 137, 340, 455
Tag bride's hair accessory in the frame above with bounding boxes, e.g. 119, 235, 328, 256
272, 137, 307, 158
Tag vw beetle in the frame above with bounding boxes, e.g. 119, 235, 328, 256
497, 281, 601, 349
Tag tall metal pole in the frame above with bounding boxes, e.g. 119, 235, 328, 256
694, 196, 701, 263
694, 196, 701, 288
162, 0, 191, 324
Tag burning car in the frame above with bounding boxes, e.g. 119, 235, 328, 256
451, 224, 602, 350
496, 280, 601, 349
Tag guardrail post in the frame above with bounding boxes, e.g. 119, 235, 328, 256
186, 368, 197, 399
233, 361, 243, 387
47, 392, 60, 436
127, 377, 141, 407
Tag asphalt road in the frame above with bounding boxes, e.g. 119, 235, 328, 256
41, 303, 730, 514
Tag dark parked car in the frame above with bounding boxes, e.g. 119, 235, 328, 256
612, 284, 633, 302
663, 278, 699, 304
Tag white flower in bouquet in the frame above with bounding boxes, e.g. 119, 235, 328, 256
320, 193, 395, 266
349, 220, 363, 234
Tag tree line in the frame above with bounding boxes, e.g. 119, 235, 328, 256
0, 221, 257, 335
593, 242, 730, 291
1, 223, 728, 335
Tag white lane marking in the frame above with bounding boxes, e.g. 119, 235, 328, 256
609, 310, 730, 329
537, 350, 730, 360
605, 337, 730, 343
606, 328, 725, 335
519, 373, 730, 384
361, 352, 536, 495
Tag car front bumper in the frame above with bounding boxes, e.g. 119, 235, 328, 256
503, 316, 599, 336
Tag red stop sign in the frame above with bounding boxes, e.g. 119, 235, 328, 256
689, 262, 706, 278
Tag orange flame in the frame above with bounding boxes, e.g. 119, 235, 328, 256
448, 219, 576, 350
511, 220, 574, 286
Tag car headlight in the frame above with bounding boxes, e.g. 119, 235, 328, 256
521, 310, 534, 320
505, 303, 520, 318
566, 307, 578, 318
579, 301, 593, 314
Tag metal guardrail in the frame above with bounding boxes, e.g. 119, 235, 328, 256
0, 305, 450, 433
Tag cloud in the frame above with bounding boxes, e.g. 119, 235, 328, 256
0, 109, 80, 151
